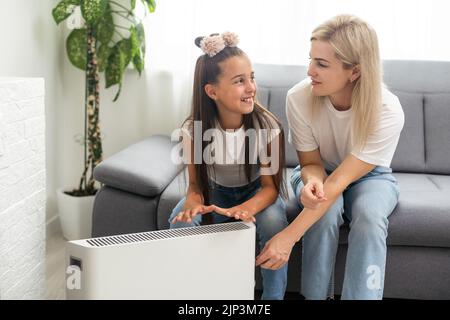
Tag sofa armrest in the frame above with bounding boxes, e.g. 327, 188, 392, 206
93, 135, 184, 197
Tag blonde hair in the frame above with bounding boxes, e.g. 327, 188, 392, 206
311, 14, 382, 151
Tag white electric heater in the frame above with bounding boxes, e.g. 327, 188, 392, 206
65, 222, 256, 300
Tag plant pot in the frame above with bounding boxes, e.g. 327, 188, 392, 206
56, 188, 95, 240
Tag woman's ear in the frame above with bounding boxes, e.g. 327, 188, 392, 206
351, 64, 361, 82
204, 84, 217, 100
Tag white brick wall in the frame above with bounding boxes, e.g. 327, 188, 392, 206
0, 78, 45, 300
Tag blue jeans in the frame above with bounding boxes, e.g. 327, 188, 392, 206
168, 178, 288, 300
290, 165, 399, 300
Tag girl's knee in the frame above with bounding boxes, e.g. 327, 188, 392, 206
256, 199, 288, 233
168, 198, 186, 226
290, 166, 303, 198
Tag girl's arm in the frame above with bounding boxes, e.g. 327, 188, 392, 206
210, 172, 278, 222
256, 154, 375, 270
185, 163, 204, 205
172, 138, 214, 223
211, 139, 281, 221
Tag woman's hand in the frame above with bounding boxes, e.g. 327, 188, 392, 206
171, 203, 215, 224
301, 180, 327, 209
255, 231, 298, 270
210, 205, 256, 223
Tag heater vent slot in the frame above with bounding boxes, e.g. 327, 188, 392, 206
86, 222, 250, 247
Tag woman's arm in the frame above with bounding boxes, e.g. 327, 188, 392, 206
297, 150, 329, 208
256, 154, 375, 269
298, 149, 328, 185
285, 154, 375, 241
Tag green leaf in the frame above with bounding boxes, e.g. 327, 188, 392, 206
117, 38, 132, 68
141, 0, 156, 13
129, 26, 144, 75
97, 44, 111, 72
132, 53, 144, 75
112, 83, 122, 102
129, 26, 140, 56
66, 28, 87, 70
135, 22, 145, 55
131, 0, 136, 9
52, 0, 81, 25
105, 45, 125, 88
81, 0, 107, 24
96, 4, 114, 44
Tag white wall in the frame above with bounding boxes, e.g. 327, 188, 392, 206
0, 0, 62, 226
0, 78, 46, 299
0, 0, 174, 226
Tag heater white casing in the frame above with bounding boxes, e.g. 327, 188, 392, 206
65, 222, 256, 300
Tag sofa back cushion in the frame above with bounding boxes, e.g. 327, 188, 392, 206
383, 60, 450, 174
255, 64, 307, 167
255, 61, 450, 174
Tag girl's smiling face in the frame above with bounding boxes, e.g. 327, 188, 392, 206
205, 55, 256, 129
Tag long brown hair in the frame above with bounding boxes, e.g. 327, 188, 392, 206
184, 46, 287, 223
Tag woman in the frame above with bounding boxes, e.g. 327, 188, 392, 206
256, 15, 404, 300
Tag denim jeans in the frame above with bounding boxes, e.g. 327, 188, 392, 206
168, 178, 288, 300
290, 165, 399, 300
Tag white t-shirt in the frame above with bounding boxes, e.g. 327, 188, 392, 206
182, 114, 282, 187
286, 78, 404, 171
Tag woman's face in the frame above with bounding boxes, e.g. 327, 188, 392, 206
307, 40, 355, 97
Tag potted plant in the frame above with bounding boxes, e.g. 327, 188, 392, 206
52, 0, 156, 239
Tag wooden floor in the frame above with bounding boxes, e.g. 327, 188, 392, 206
45, 230, 66, 300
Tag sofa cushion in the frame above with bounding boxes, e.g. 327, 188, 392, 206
255, 63, 307, 168
390, 91, 425, 173
257, 87, 298, 167
386, 172, 450, 248
285, 168, 450, 249
424, 94, 450, 174
94, 135, 184, 197
157, 169, 188, 230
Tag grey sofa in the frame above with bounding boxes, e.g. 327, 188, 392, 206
92, 60, 450, 300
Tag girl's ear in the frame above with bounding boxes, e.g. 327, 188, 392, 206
204, 84, 217, 100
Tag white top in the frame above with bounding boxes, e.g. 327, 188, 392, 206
286, 78, 405, 171
182, 114, 281, 187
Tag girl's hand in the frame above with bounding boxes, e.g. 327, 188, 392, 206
210, 205, 256, 223
171, 204, 215, 224
301, 180, 327, 209
255, 231, 297, 270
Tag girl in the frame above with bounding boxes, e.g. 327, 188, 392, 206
169, 32, 288, 300
256, 15, 405, 300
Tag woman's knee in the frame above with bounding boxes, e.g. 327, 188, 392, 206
349, 205, 389, 236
